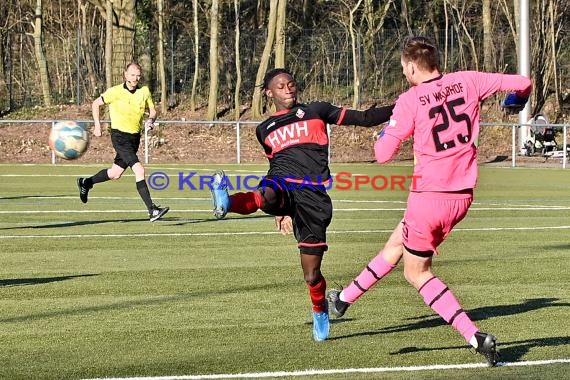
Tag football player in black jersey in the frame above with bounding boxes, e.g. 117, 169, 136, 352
211, 68, 394, 341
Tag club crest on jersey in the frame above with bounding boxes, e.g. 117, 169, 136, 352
295, 109, 305, 119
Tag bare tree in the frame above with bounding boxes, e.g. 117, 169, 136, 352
361, 0, 393, 99
104, 0, 112, 88
78, 0, 99, 97
233, 0, 242, 120
338, 0, 363, 108
190, 0, 199, 112
498, 0, 519, 59
206, 0, 220, 120
400, 0, 413, 35
530, 0, 568, 116
443, 0, 450, 71
482, 0, 494, 72
251, 0, 278, 119
157, 0, 167, 114
88, 0, 136, 85
30, 0, 52, 106
274, 0, 286, 68
446, 0, 479, 71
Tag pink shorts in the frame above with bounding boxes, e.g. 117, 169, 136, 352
402, 191, 473, 256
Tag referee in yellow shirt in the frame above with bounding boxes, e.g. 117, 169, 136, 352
78, 62, 169, 222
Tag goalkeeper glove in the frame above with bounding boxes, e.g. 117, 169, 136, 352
501, 93, 528, 114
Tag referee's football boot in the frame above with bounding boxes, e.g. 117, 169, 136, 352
149, 204, 169, 222
77, 177, 90, 203
326, 289, 350, 318
211, 170, 230, 219
474, 331, 500, 367
312, 300, 330, 342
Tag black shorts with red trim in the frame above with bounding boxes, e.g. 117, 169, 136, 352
258, 177, 332, 255
111, 129, 141, 168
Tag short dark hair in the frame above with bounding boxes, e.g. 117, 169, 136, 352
401, 36, 440, 71
125, 62, 141, 72
262, 68, 294, 90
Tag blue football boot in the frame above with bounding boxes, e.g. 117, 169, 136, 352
211, 170, 230, 219
312, 300, 330, 342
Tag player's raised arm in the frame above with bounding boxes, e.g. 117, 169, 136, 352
340, 104, 395, 127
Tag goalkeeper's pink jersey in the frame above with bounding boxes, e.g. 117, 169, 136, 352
375, 71, 531, 192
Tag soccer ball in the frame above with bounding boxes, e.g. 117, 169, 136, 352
48, 120, 89, 160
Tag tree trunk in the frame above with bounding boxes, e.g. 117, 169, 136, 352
79, 0, 99, 97
105, 0, 113, 88
274, 0, 287, 68
32, 0, 52, 106
482, 0, 494, 72
548, 0, 561, 118
190, 0, 199, 112
498, 0, 519, 59
0, 31, 8, 110
400, 0, 412, 35
443, 0, 449, 71
449, 1, 479, 71
347, 0, 363, 108
234, 0, 242, 120
251, 0, 278, 119
157, 0, 167, 114
206, 0, 220, 120
110, 0, 136, 85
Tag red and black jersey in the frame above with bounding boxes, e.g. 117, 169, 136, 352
256, 101, 394, 183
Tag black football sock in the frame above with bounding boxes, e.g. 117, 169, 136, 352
86, 169, 110, 188
136, 180, 154, 211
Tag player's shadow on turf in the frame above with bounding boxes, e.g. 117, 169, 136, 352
485, 155, 509, 163
390, 335, 570, 363
0, 218, 151, 230
0, 280, 296, 323
171, 214, 274, 226
0, 274, 99, 288
541, 243, 570, 250
330, 298, 569, 340
0, 195, 68, 200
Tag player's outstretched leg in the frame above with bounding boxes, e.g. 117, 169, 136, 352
474, 331, 500, 367
149, 204, 169, 222
312, 299, 329, 342
211, 170, 230, 219
77, 177, 90, 204
326, 289, 350, 318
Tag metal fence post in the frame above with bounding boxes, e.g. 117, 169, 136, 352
144, 122, 149, 164
511, 124, 516, 168
51, 121, 56, 164
562, 124, 568, 169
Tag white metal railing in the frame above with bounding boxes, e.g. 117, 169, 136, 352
0, 119, 568, 167
142, 120, 259, 165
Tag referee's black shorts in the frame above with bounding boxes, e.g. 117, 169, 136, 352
111, 129, 141, 168
259, 177, 332, 256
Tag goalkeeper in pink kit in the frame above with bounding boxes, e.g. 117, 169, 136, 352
327, 36, 531, 366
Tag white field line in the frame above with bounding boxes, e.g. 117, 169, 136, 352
3, 225, 570, 239
2, 205, 570, 214
82, 358, 570, 380
1, 195, 569, 208
0, 169, 270, 176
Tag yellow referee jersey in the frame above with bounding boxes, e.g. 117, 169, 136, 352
101, 83, 154, 134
